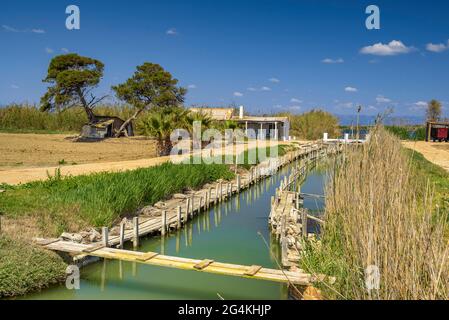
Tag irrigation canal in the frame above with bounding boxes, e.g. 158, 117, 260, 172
24, 160, 328, 300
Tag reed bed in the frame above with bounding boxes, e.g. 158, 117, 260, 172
301, 126, 448, 299
0, 162, 234, 236
0, 104, 135, 133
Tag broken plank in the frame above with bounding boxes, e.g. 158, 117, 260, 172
82, 243, 106, 253
135, 252, 159, 262
244, 265, 262, 276
194, 259, 214, 270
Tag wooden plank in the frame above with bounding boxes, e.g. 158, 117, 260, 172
244, 265, 262, 276
135, 252, 159, 262
35, 238, 60, 246
193, 259, 214, 270
82, 243, 105, 253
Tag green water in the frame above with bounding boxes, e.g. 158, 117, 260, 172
24, 162, 326, 300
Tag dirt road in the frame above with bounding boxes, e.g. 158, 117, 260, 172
402, 141, 449, 172
0, 133, 288, 185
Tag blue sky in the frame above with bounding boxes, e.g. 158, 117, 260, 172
1, 0, 448, 118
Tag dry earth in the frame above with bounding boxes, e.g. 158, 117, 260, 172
402, 141, 449, 172
0, 133, 157, 169
0, 133, 288, 185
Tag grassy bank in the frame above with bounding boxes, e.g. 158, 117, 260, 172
0, 235, 67, 298
0, 162, 234, 236
300, 127, 448, 299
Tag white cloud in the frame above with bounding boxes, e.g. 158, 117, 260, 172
360, 40, 413, 56
233, 92, 243, 97
61, 48, 69, 53
290, 98, 302, 103
187, 84, 197, 89
269, 78, 280, 83
345, 86, 358, 92
322, 58, 344, 64
2, 25, 45, 34
426, 40, 449, 53
288, 105, 301, 111
414, 101, 428, 108
273, 104, 283, 109
10, 84, 19, 89
260, 86, 271, 91
45, 47, 54, 54
376, 95, 392, 103
166, 28, 178, 36
2, 25, 19, 32
247, 87, 257, 92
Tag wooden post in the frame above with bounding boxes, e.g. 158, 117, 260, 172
219, 182, 223, 201
237, 174, 241, 191
177, 206, 182, 229
191, 195, 195, 216
215, 184, 219, 204
185, 198, 190, 221
207, 188, 212, 208
133, 217, 139, 248
199, 196, 203, 213
102, 227, 109, 247
161, 211, 167, 236
119, 222, 125, 249
296, 192, 300, 210
302, 209, 308, 239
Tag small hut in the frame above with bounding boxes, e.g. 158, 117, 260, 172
426, 121, 449, 142
80, 116, 134, 139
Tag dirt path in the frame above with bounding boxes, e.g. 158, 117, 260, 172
402, 141, 449, 172
0, 137, 287, 185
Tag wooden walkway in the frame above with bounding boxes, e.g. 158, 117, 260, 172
35, 239, 315, 285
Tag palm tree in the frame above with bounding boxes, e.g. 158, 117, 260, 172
186, 110, 214, 148
139, 107, 189, 156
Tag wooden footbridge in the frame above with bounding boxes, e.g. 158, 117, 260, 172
35, 238, 316, 285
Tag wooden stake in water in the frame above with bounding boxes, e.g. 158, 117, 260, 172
102, 227, 109, 247
186, 198, 190, 221
133, 217, 139, 248
177, 206, 182, 229
161, 211, 167, 236
237, 174, 241, 191
119, 222, 125, 249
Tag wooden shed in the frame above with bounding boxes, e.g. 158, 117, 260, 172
426, 121, 449, 142
80, 116, 134, 139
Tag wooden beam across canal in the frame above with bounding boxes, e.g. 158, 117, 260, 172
35, 239, 315, 286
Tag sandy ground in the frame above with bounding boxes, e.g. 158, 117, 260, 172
0, 133, 288, 185
0, 133, 157, 169
402, 141, 449, 172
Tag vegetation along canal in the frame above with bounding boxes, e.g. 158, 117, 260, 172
24, 160, 328, 300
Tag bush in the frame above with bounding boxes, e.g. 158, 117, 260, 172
385, 125, 426, 141
0, 236, 66, 298
279, 110, 340, 140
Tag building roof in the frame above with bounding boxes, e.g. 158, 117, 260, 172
189, 107, 289, 123
189, 107, 235, 120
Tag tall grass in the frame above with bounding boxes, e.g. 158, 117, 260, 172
0, 162, 233, 236
301, 127, 448, 299
0, 104, 135, 133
